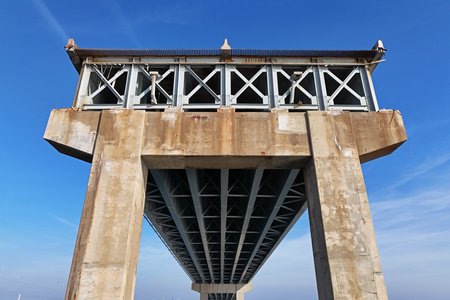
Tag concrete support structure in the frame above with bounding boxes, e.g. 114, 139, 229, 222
192, 283, 253, 300
61, 111, 148, 300
45, 108, 406, 300
305, 112, 388, 299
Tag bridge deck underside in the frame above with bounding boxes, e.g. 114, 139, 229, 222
144, 168, 307, 285
207, 294, 238, 300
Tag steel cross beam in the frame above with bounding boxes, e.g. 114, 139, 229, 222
187, 169, 216, 282
248, 185, 307, 278
150, 170, 206, 282
239, 169, 300, 282
143, 209, 194, 281
230, 169, 264, 281
220, 169, 229, 283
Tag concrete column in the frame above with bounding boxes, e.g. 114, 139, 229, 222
235, 292, 244, 300
305, 112, 388, 300
200, 293, 208, 300
65, 110, 148, 300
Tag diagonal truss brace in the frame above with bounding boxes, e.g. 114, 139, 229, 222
239, 169, 300, 282
187, 169, 216, 282
150, 170, 206, 282
324, 67, 366, 106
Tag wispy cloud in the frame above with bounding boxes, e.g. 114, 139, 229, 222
371, 186, 450, 299
31, 0, 68, 43
49, 214, 78, 230
101, 0, 141, 47
386, 152, 450, 191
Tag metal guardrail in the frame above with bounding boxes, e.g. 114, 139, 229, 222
74, 61, 379, 112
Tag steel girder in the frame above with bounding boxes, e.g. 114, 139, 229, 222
145, 169, 307, 285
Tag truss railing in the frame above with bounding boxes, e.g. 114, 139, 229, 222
74, 61, 379, 111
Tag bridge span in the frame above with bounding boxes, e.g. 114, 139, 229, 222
45, 39, 407, 300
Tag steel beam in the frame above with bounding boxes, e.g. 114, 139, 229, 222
91, 65, 125, 103
313, 66, 327, 110
187, 169, 216, 282
143, 210, 194, 281
220, 169, 229, 282
360, 66, 379, 111
248, 198, 307, 278
230, 169, 264, 281
150, 169, 206, 282
239, 169, 300, 282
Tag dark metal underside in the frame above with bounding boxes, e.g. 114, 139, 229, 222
205, 294, 239, 300
144, 169, 307, 285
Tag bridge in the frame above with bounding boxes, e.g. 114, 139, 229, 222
45, 39, 407, 300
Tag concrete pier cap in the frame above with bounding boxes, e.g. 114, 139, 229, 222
44, 108, 407, 167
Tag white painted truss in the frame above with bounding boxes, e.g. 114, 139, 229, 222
74, 61, 379, 112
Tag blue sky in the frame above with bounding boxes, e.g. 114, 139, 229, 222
0, 0, 449, 299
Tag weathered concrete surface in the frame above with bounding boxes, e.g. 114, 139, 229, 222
305, 111, 388, 300
44, 108, 407, 300
192, 283, 252, 300
65, 110, 147, 300
44, 109, 100, 162
351, 110, 407, 163
142, 108, 310, 169
45, 109, 406, 167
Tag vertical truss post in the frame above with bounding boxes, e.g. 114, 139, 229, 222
261, 66, 269, 106
267, 65, 279, 109
173, 64, 186, 107
228, 66, 237, 105
313, 66, 327, 111
360, 66, 379, 111
74, 63, 92, 109
220, 65, 232, 107
224, 65, 232, 107
125, 60, 139, 108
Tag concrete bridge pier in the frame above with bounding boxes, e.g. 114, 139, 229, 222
58, 111, 148, 300
305, 112, 388, 300
192, 283, 253, 300
44, 108, 406, 300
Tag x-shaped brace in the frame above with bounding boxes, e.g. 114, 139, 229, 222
231, 67, 267, 102
324, 68, 363, 104
89, 65, 128, 103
